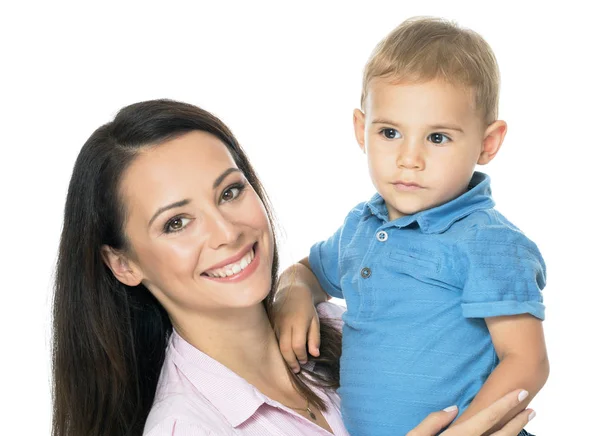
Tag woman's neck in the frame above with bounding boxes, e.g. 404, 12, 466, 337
170, 303, 334, 434
172, 304, 292, 389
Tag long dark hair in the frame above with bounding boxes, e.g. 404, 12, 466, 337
52, 99, 341, 436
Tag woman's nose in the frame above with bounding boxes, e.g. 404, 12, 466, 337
206, 211, 242, 249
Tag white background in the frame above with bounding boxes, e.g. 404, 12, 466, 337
1, 1, 598, 434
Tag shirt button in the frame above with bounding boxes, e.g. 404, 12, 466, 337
360, 267, 371, 278
376, 230, 388, 242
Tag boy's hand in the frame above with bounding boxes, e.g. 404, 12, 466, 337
273, 283, 321, 373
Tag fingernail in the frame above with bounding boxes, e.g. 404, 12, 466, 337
443, 405, 458, 412
300, 360, 307, 365
518, 390, 529, 402
528, 410, 536, 422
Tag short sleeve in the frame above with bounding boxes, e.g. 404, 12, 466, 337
458, 225, 546, 320
309, 225, 345, 299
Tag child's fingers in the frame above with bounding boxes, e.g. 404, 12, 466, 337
292, 325, 309, 364
278, 327, 301, 373
308, 316, 321, 357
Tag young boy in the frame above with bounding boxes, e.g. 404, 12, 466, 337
274, 17, 548, 436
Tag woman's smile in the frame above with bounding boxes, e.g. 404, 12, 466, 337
202, 242, 260, 282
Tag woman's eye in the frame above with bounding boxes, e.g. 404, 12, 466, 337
381, 128, 401, 139
428, 133, 451, 144
165, 217, 191, 233
221, 184, 245, 203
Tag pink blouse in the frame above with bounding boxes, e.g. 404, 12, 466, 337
144, 303, 349, 435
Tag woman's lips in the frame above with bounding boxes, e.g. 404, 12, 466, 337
202, 243, 261, 283
203, 242, 256, 271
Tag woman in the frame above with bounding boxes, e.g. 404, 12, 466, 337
52, 99, 535, 435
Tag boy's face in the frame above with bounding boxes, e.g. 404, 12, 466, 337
354, 79, 506, 221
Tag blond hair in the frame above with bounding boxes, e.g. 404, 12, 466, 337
361, 17, 500, 124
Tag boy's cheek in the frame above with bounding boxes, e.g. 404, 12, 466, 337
368, 144, 396, 165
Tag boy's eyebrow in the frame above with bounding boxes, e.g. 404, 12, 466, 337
149, 199, 191, 227
371, 118, 400, 127
371, 118, 464, 134
428, 124, 464, 133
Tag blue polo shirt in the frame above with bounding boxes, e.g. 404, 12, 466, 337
309, 172, 546, 436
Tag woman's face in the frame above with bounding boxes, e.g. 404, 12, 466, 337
117, 131, 274, 316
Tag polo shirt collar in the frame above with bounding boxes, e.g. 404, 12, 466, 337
363, 172, 495, 234
169, 330, 266, 428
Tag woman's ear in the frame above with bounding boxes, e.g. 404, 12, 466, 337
478, 120, 507, 165
101, 245, 143, 286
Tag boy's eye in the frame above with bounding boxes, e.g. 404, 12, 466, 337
165, 217, 191, 233
428, 133, 451, 144
381, 128, 401, 139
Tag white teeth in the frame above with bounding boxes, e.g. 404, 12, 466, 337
205, 247, 255, 278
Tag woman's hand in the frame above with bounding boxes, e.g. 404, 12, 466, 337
408, 389, 535, 436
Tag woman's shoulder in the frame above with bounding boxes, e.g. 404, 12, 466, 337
144, 415, 209, 436
144, 416, 231, 436
144, 392, 234, 436
143, 342, 237, 435
316, 301, 346, 327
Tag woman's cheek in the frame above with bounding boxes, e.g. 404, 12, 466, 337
144, 236, 202, 280
170, 237, 203, 270
245, 191, 271, 230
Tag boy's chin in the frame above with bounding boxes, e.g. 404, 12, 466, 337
385, 199, 432, 220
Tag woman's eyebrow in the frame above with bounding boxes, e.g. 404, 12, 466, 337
148, 199, 191, 228
147, 168, 241, 228
213, 167, 241, 189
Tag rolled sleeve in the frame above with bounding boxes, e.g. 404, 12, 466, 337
459, 225, 546, 320
309, 226, 344, 299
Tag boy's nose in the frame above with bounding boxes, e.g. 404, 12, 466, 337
396, 142, 425, 170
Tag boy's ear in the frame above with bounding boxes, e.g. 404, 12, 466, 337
101, 245, 143, 287
353, 109, 366, 153
478, 120, 507, 165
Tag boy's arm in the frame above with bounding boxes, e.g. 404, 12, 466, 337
450, 314, 549, 433
273, 257, 330, 372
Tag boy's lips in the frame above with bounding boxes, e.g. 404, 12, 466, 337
393, 181, 424, 191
